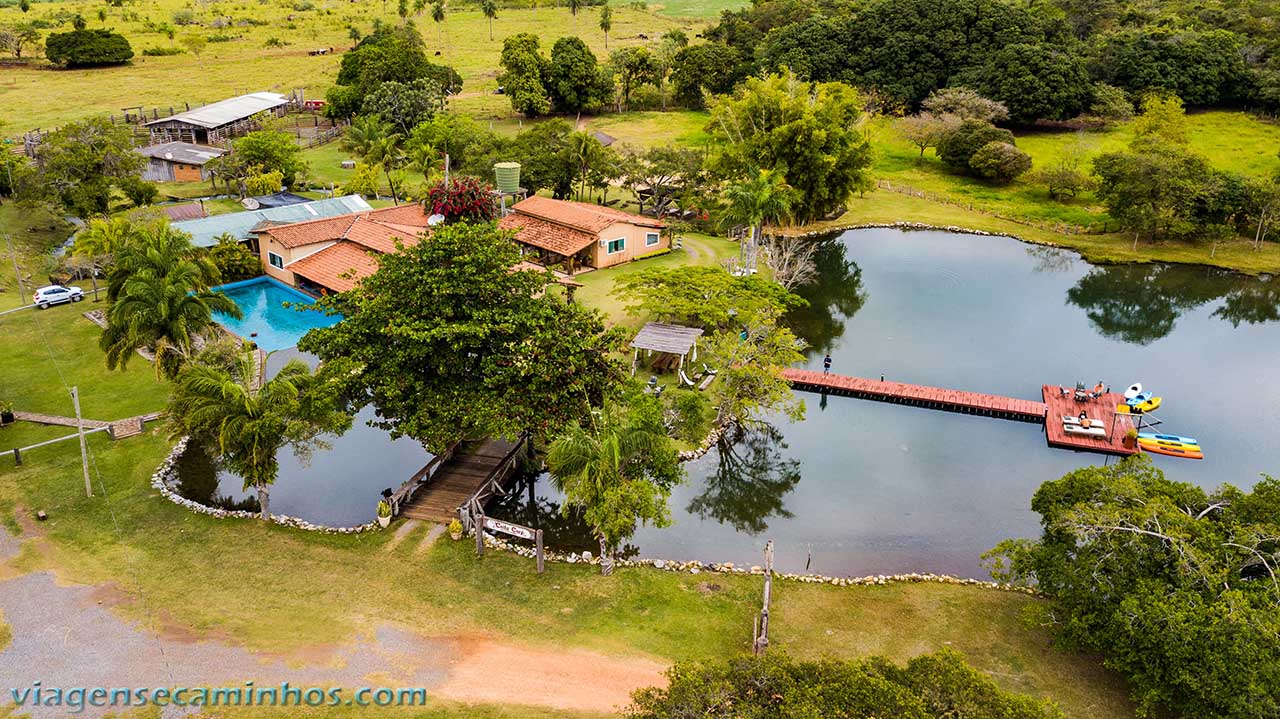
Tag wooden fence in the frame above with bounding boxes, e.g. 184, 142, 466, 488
876, 180, 1114, 236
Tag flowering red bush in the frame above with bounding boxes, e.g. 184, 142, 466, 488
424, 177, 498, 223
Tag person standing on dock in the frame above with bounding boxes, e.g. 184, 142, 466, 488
823, 354, 832, 375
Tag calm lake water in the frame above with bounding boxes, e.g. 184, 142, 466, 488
494, 228, 1280, 578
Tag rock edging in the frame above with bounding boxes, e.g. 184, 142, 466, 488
783, 221, 1020, 242
677, 424, 729, 461
476, 532, 1038, 596
151, 438, 378, 534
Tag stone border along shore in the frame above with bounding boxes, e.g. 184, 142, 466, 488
151, 438, 1036, 595
151, 437, 378, 534
780, 220, 1033, 243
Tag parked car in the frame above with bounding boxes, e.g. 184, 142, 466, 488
32, 284, 84, 309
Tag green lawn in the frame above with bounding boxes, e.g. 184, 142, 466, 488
0, 202, 70, 311
646, 0, 750, 19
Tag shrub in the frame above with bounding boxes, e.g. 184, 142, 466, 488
171, 9, 197, 25
141, 46, 184, 56
424, 176, 497, 222
629, 650, 1062, 718
1029, 162, 1094, 200
968, 141, 1031, 183
937, 119, 1015, 171
665, 388, 712, 444
263, 36, 285, 47
118, 175, 159, 207
44, 28, 134, 67
1089, 82, 1133, 121
207, 234, 261, 282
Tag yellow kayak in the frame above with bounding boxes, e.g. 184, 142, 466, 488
1138, 437, 1200, 453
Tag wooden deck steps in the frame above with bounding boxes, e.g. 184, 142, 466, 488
399, 437, 524, 523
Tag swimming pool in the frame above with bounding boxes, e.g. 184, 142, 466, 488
211, 277, 341, 351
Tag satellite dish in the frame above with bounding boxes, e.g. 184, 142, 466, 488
427, 213, 446, 226
241, 197, 261, 210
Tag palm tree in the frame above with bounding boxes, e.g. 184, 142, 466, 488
599, 3, 612, 48
721, 168, 798, 274
100, 225, 241, 379
546, 401, 678, 575
72, 216, 142, 299
481, 0, 497, 41
168, 349, 351, 520
431, 0, 445, 46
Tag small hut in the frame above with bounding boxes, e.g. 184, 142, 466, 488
630, 322, 704, 375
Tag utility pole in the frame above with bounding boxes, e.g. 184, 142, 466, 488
71, 386, 92, 497
5, 233, 25, 301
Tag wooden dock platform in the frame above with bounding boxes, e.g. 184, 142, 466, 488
783, 369, 1141, 456
782, 368, 1048, 422
1042, 385, 1139, 456
398, 437, 527, 523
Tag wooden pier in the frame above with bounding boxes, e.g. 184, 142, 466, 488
396, 436, 529, 523
783, 369, 1140, 456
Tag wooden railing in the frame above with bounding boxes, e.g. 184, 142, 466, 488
459, 434, 530, 531
387, 442, 458, 517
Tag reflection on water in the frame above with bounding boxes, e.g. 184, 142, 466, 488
686, 422, 801, 535
786, 237, 868, 355
487, 473, 639, 559
173, 441, 260, 513
1067, 264, 1280, 345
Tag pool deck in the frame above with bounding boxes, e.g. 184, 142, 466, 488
783, 369, 1139, 456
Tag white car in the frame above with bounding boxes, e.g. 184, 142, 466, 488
33, 284, 84, 309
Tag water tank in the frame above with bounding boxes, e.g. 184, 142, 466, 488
493, 162, 521, 194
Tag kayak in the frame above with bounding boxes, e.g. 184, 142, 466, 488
1139, 432, 1199, 445
1140, 443, 1204, 460
1124, 383, 1143, 400
1116, 403, 1131, 414
1139, 438, 1200, 453
1126, 391, 1152, 407
1131, 396, 1162, 413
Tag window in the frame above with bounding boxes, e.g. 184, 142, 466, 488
645, 232, 660, 247
606, 238, 625, 254
268, 251, 284, 269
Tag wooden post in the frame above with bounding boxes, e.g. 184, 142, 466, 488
71, 387, 92, 498
12, 447, 20, 466
473, 504, 485, 557
753, 540, 774, 655
535, 529, 544, 574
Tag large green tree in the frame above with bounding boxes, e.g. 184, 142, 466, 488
669, 42, 744, 110
100, 223, 240, 379
497, 32, 551, 117
546, 393, 682, 575
44, 28, 132, 67
721, 167, 799, 271
231, 123, 307, 188
706, 71, 873, 223
325, 24, 461, 118
167, 348, 352, 519
985, 457, 1280, 719
545, 36, 612, 113
299, 221, 626, 452
23, 116, 143, 217
360, 77, 446, 135
957, 43, 1093, 124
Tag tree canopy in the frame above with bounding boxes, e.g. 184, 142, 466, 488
22, 116, 144, 217
985, 457, 1280, 719
706, 71, 873, 223
299, 221, 626, 453
44, 28, 132, 67
545, 36, 612, 113
629, 650, 1062, 718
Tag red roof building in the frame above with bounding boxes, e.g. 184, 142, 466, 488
498, 196, 667, 273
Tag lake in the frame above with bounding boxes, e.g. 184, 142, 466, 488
493, 228, 1280, 578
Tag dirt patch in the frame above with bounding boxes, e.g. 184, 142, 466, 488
433, 637, 668, 713
696, 582, 722, 595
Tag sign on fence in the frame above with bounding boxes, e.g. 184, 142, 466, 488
483, 517, 535, 541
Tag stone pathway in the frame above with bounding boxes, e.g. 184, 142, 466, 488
381, 519, 421, 552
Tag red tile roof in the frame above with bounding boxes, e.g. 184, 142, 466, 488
498, 212, 599, 256
287, 241, 381, 293
509, 196, 664, 233
255, 204, 432, 249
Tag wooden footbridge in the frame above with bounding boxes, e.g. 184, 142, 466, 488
391, 436, 530, 523
783, 368, 1139, 456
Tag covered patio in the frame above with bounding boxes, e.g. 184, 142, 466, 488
630, 322, 704, 376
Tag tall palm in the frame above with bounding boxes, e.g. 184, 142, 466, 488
431, 0, 445, 46
369, 133, 406, 203
722, 168, 798, 274
546, 402, 677, 575
101, 225, 240, 379
341, 115, 390, 159
480, 0, 497, 41
168, 350, 351, 519
73, 216, 142, 299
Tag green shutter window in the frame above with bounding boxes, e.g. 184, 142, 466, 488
607, 238, 625, 254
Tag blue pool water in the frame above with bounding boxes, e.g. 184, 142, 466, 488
211, 277, 341, 351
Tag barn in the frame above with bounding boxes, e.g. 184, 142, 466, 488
142, 92, 289, 146
136, 142, 226, 182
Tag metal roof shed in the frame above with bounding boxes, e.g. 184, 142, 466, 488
143, 92, 289, 145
